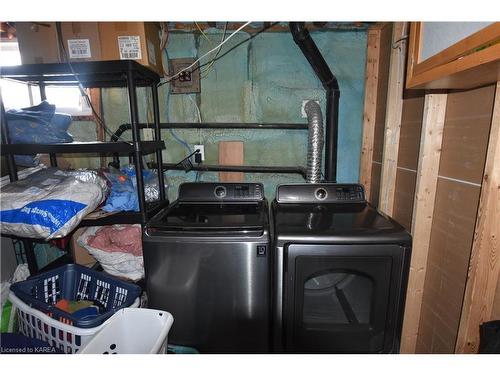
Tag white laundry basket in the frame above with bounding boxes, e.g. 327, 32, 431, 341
79, 308, 174, 354
9, 292, 140, 354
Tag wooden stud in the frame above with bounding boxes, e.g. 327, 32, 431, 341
455, 82, 500, 353
359, 28, 382, 199
89, 88, 106, 168
379, 22, 407, 216
400, 92, 448, 353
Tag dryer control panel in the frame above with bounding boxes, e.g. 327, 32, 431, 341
276, 183, 365, 204
179, 182, 264, 201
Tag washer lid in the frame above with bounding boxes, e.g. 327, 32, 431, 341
147, 201, 267, 233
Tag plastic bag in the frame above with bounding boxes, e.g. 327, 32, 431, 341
77, 225, 144, 281
1, 264, 30, 333
102, 165, 160, 212
5, 101, 73, 167
0, 168, 108, 239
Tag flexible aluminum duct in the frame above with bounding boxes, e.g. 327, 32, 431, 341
305, 100, 324, 183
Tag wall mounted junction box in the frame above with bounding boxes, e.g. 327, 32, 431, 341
169, 57, 201, 94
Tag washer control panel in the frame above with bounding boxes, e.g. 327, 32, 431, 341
276, 183, 365, 204
179, 182, 264, 201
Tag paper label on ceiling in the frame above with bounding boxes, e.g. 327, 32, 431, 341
118, 36, 142, 60
67, 39, 91, 59
147, 39, 156, 66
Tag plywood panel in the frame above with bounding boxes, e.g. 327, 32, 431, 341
398, 94, 425, 170
392, 168, 417, 231
439, 85, 496, 183
218, 141, 244, 182
456, 82, 500, 353
417, 178, 482, 353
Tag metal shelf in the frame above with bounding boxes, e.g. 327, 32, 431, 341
1, 140, 165, 156
0, 60, 160, 88
0, 60, 167, 276
79, 201, 169, 227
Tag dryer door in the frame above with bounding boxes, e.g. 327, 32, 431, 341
284, 243, 406, 353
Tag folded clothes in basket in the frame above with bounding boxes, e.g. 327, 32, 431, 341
54, 299, 100, 320
0, 168, 108, 239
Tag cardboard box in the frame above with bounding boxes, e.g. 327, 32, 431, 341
70, 228, 97, 268
16, 22, 163, 75
60, 22, 102, 61
98, 22, 163, 75
16, 22, 60, 64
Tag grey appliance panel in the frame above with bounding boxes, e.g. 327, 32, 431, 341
178, 182, 264, 202
143, 234, 271, 353
276, 243, 411, 353
276, 183, 365, 204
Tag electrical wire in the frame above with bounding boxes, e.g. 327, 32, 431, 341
195, 22, 212, 43
187, 94, 203, 182
162, 58, 192, 154
200, 22, 228, 79
161, 21, 252, 84
182, 22, 278, 77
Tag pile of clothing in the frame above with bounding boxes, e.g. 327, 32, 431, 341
53, 299, 103, 321
78, 225, 144, 281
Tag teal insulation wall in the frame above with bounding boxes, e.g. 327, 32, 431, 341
98, 27, 367, 201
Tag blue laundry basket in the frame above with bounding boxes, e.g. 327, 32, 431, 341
10, 264, 141, 328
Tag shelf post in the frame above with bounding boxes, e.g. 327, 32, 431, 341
38, 81, 47, 101
151, 84, 166, 201
126, 69, 148, 224
0, 97, 18, 182
22, 239, 38, 276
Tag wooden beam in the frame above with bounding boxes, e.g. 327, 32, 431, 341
88, 88, 105, 168
379, 22, 407, 215
168, 22, 370, 34
455, 82, 500, 353
359, 27, 382, 199
400, 92, 448, 353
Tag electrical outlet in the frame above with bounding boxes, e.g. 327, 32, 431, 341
194, 145, 205, 162
301, 99, 320, 118
169, 58, 201, 94
142, 128, 155, 141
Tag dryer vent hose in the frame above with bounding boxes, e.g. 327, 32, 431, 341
305, 100, 324, 183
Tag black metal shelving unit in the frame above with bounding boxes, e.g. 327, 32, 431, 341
0, 60, 168, 275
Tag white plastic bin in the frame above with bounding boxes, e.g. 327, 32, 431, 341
9, 292, 140, 354
79, 308, 174, 354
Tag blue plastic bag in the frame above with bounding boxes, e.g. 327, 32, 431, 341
5, 101, 73, 167
102, 165, 158, 212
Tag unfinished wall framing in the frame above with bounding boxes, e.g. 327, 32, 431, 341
360, 21, 500, 354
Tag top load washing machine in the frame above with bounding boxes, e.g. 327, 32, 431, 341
272, 183, 412, 353
143, 182, 270, 353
